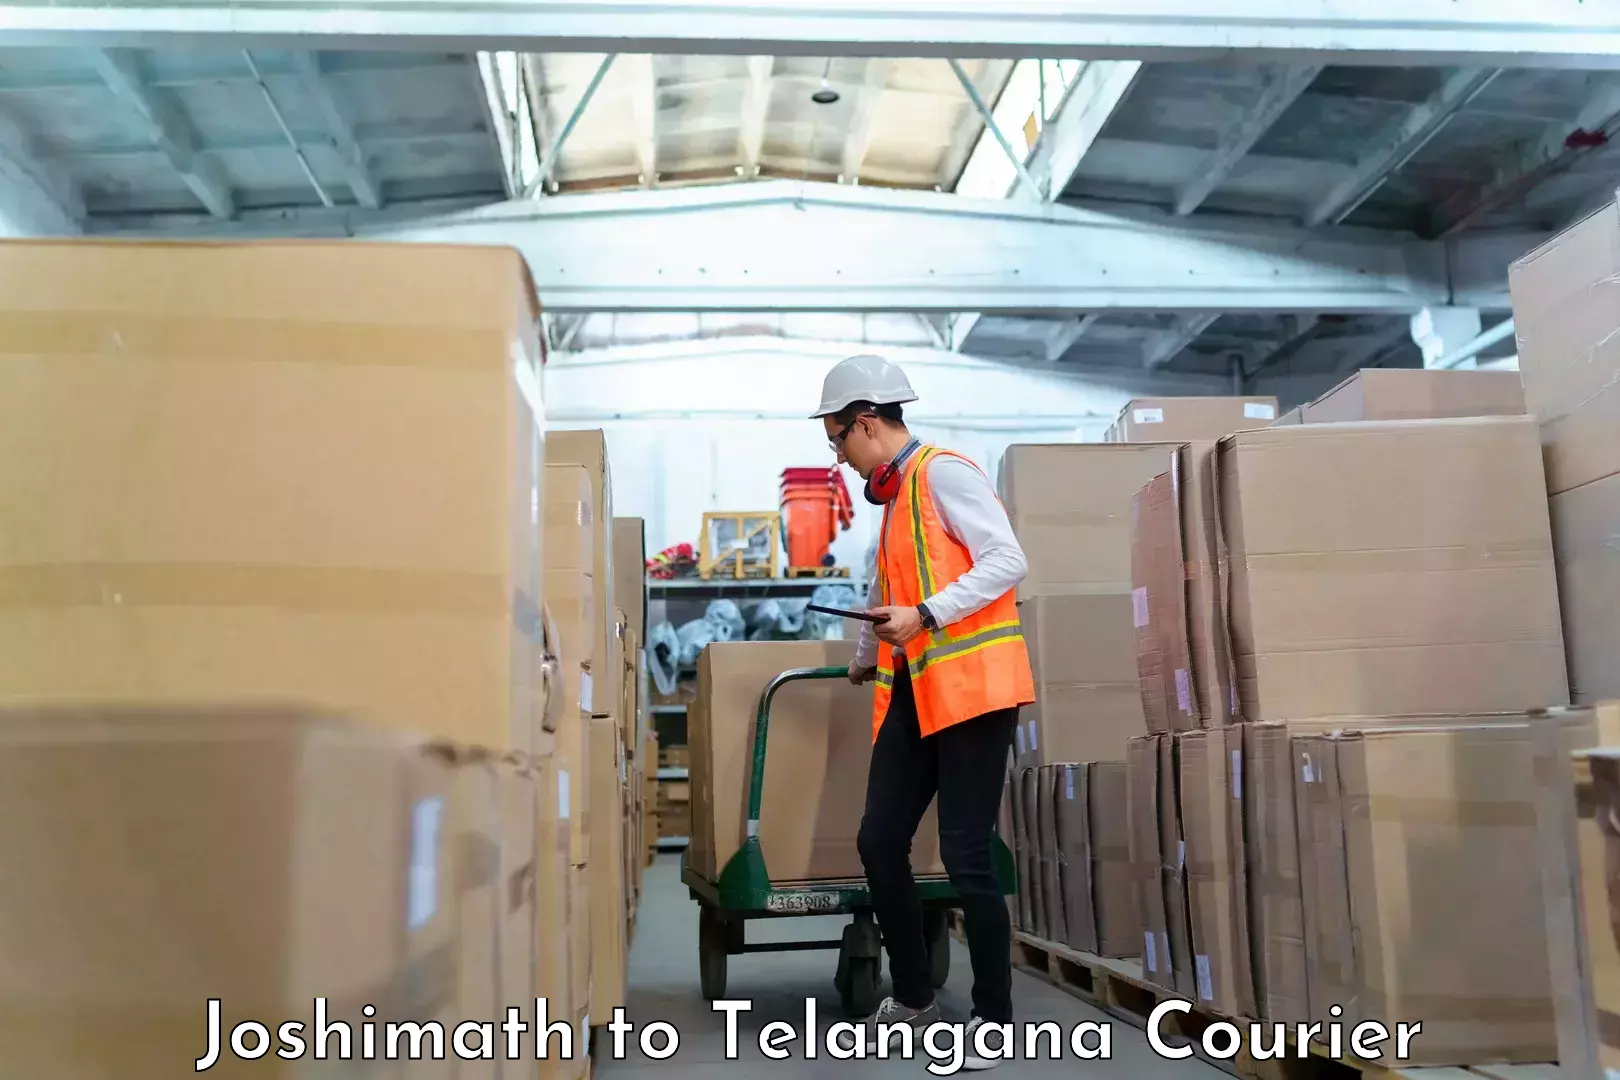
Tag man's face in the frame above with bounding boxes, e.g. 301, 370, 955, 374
824, 413, 883, 479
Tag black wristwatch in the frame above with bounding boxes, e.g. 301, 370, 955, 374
917, 603, 939, 631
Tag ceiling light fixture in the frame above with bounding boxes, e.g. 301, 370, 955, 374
810, 57, 840, 104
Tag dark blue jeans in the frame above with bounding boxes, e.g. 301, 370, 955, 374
856, 664, 1018, 1022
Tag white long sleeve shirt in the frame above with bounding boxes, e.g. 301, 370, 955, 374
855, 453, 1028, 670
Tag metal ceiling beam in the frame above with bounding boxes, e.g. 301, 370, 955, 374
1430, 74, 1620, 237
1304, 67, 1501, 228
623, 53, 660, 188
1041, 313, 1101, 361
8, 2, 1620, 67
840, 59, 895, 184
737, 56, 773, 179
948, 312, 983, 351
0, 105, 84, 232
1144, 313, 1221, 369
0, 55, 470, 94
530, 52, 615, 196
948, 58, 1042, 199
71, 124, 492, 160
1174, 64, 1323, 217
1024, 60, 1142, 204
91, 49, 234, 219
290, 52, 381, 210
198, 179, 1518, 314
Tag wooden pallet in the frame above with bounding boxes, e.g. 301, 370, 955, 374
1001, 931, 1559, 1080
785, 565, 852, 578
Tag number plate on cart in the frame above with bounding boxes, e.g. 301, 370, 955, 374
766, 892, 841, 914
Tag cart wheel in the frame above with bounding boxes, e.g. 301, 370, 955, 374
925, 911, 951, 989
835, 916, 884, 1017
841, 955, 882, 1017
698, 906, 728, 1000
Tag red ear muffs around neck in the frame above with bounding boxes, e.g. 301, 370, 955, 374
865, 461, 903, 505
863, 438, 922, 505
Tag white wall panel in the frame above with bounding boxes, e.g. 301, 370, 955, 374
542, 336, 1228, 561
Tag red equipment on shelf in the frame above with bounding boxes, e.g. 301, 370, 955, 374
780, 466, 854, 571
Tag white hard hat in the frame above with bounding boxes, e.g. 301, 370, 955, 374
810, 353, 919, 418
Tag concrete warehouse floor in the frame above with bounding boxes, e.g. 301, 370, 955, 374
598, 856, 1227, 1078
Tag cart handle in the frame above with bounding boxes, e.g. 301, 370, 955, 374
744, 665, 851, 836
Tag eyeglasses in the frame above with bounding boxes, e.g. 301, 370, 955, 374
828, 417, 859, 454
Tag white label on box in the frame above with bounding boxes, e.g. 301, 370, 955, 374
1243, 402, 1277, 420
1175, 669, 1191, 713
1195, 955, 1214, 1002
1176, 840, 1185, 869
1133, 407, 1165, 424
407, 796, 444, 929
1132, 586, 1149, 628
1028, 719, 1037, 750
1065, 766, 1076, 800
1302, 757, 1315, 784
1144, 932, 1157, 972
1016, 726, 1026, 755
1231, 749, 1242, 797
558, 771, 571, 819
581, 671, 593, 712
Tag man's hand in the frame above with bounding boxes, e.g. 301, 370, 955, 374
868, 605, 923, 646
848, 662, 877, 685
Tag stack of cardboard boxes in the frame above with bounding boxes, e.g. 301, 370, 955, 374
1100, 370, 1576, 1066
0, 239, 651, 1075
1506, 197, 1620, 1075
1001, 373, 1599, 1067
996, 397, 1277, 962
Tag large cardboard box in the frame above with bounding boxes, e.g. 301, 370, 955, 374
1035, 766, 1063, 942
0, 705, 472, 1079
1132, 442, 1235, 737
1574, 733, 1620, 1078
1176, 726, 1255, 1019
1248, 711, 1533, 1027
1127, 735, 1191, 993
544, 465, 595, 864
1508, 198, 1620, 499
1132, 470, 1194, 734
688, 640, 946, 884
1551, 478, 1620, 705
499, 760, 539, 1046
1055, 763, 1097, 953
997, 443, 1180, 599
1294, 724, 1557, 1065
1108, 395, 1278, 443
1509, 202, 1620, 703
1300, 368, 1525, 424
1012, 766, 1037, 932
0, 240, 546, 757
547, 430, 618, 727
1126, 738, 1171, 986
1086, 763, 1138, 958
587, 715, 628, 1018
1216, 416, 1568, 722
1019, 593, 1144, 766
1533, 704, 1620, 1078
613, 517, 647, 647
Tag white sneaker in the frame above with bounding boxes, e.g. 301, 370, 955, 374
961, 1016, 1008, 1070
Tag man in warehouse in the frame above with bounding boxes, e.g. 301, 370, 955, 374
812, 353, 1034, 1070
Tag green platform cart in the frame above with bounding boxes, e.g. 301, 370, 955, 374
680, 665, 1018, 1017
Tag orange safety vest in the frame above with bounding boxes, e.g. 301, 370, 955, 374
872, 445, 1036, 742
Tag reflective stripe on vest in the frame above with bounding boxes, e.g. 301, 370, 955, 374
870, 445, 1035, 741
